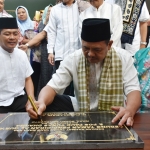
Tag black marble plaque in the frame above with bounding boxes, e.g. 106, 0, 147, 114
0, 112, 144, 149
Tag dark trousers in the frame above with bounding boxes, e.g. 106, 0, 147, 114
55, 60, 61, 71
0, 94, 28, 113
31, 61, 41, 97
45, 94, 74, 112
54, 61, 74, 96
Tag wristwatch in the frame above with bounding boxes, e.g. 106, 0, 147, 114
25, 43, 30, 48
140, 42, 147, 45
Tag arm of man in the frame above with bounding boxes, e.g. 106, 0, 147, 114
25, 76, 35, 115
27, 53, 74, 119
111, 48, 141, 126
111, 90, 141, 126
18, 30, 47, 51
139, 2, 150, 49
27, 85, 56, 119
140, 21, 148, 49
47, 8, 57, 65
111, 5, 123, 47
79, 12, 84, 46
25, 76, 34, 99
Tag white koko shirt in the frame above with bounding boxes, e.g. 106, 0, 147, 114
48, 46, 140, 108
79, 1, 123, 47
47, 1, 81, 61
0, 47, 33, 106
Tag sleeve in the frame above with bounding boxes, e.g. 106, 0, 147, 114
47, 8, 57, 54
47, 55, 73, 94
43, 24, 48, 32
122, 52, 141, 95
24, 53, 34, 78
79, 12, 84, 44
111, 5, 123, 46
139, 2, 150, 22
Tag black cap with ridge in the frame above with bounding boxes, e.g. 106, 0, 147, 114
0, 18, 18, 29
81, 18, 111, 42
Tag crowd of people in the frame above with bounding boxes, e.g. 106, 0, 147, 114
0, 0, 150, 126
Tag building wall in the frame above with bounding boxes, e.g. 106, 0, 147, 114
146, 0, 150, 12
5, 0, 55, 19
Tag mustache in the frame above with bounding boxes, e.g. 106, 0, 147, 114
87, 56, 95, 59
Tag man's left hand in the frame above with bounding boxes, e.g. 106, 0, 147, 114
111, 106, 134, 127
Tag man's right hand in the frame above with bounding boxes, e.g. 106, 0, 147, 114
48, 53, 55, 65
26, 100, 46, 119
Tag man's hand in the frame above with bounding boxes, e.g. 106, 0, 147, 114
111, 106, 134, 127
26, 100, 46, 119
48, 53, 55, 65
18, 45, 28, 51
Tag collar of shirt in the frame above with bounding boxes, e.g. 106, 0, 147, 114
61, 0, 77, 8
0, 46, 14, 57
91, 1, 105, 11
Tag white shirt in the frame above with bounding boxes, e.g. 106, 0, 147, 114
79, 1, 123, 47
48, 47, 140, 105
0, 47, 33, 106
47, 2, 81, 61
105, 0, 150, 55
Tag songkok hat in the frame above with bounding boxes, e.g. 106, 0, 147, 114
0, 18, 18, 29
81, 18, 111, 42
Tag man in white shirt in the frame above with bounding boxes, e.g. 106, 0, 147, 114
79, 0, 123, 47
47, 0, 91, 69
105, 0, 150, 56
0, 0, 12, 17
27, 18, 141, 127
0, 18, 34, 113
47, 0, 90, 95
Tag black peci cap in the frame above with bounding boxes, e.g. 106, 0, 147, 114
81, 18, 111, 42
0, 18, 18, 29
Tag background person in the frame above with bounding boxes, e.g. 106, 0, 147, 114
47, 0, 90, 95
0, 0, 12, 17
16, 6, 35, 45
79, 0, 123, 47
16, 6, 41, 97
19, 5, 54, 96
105, 0, 150, 56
